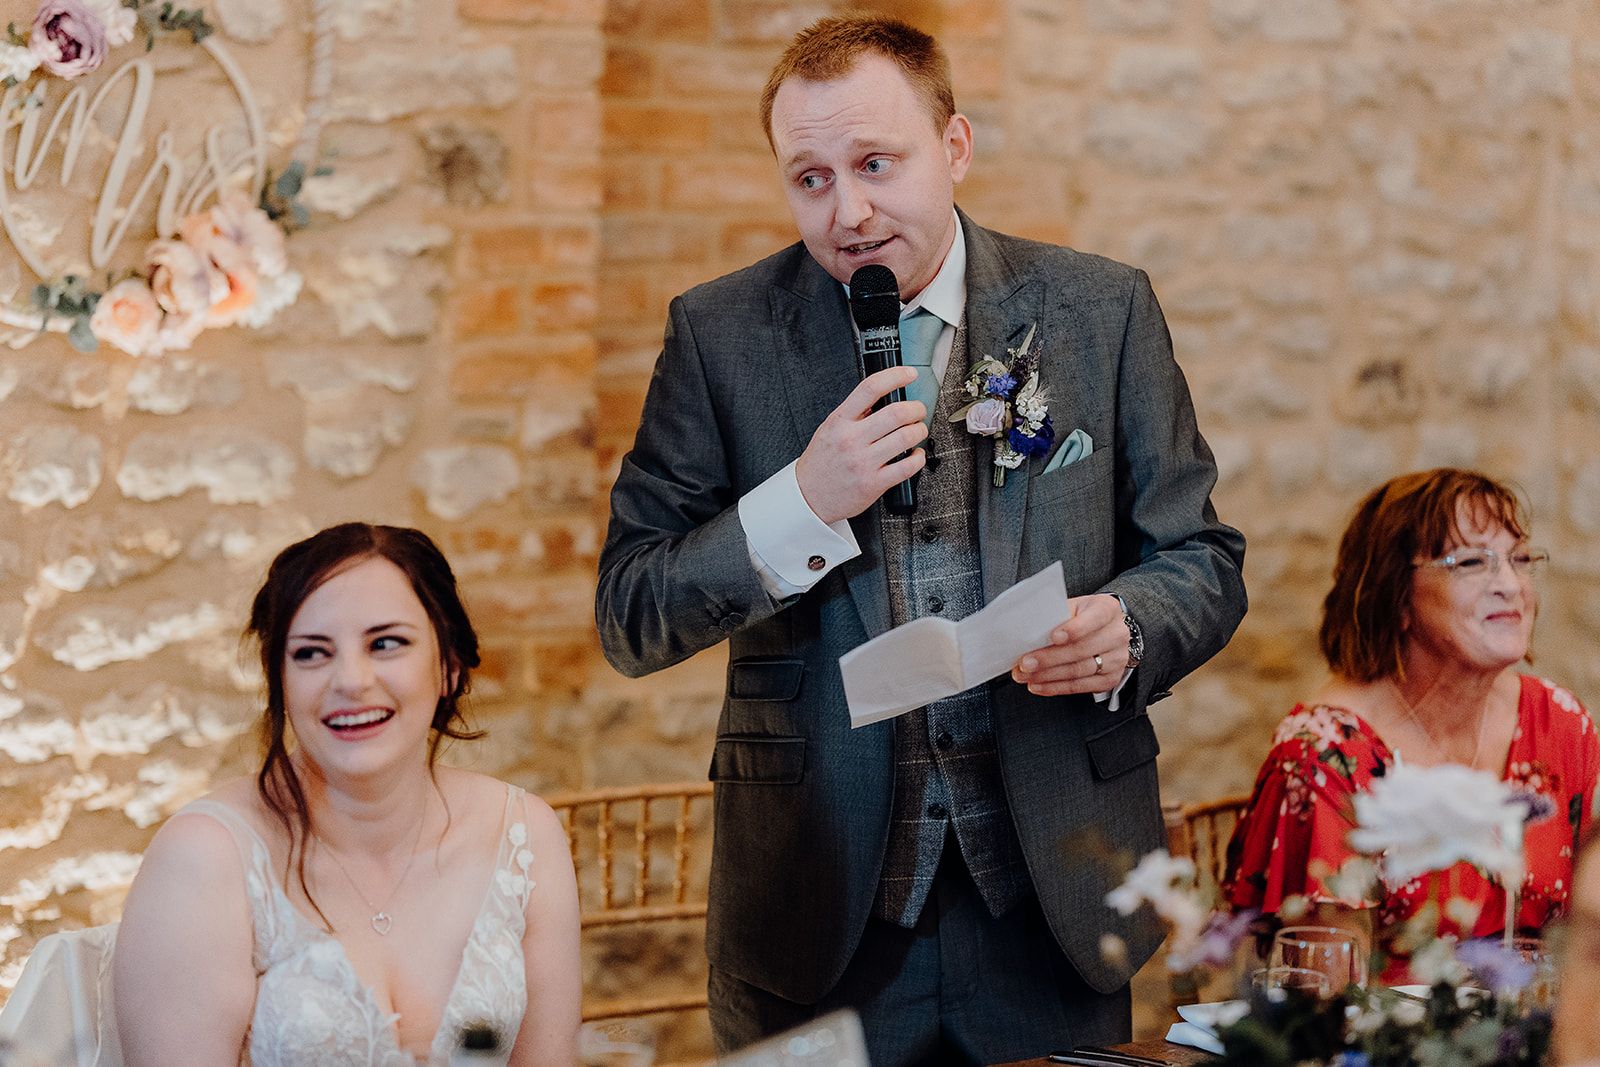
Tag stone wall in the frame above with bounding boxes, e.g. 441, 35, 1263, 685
2, 0, 1599, 1054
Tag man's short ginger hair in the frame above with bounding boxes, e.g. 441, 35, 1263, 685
760, 15, 955, 150
1319, 468, 1530, 684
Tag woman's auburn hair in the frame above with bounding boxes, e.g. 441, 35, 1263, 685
1319, 468, 1529, 683
246, 522, 483, 928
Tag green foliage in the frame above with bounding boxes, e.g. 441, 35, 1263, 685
29, 276, 100, 352
260, 160, 315, 230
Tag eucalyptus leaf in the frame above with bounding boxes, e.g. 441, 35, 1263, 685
67, 317, 98, 353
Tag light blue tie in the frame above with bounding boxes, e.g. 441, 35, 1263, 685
899, 309, 944, 427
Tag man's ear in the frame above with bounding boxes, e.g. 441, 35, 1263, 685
945, 112, 973, 183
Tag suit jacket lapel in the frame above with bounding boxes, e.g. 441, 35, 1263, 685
962, 213, 1046, 603
770, 255, 892, 640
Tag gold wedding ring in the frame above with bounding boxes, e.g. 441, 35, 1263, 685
1093, 654, 1104, 673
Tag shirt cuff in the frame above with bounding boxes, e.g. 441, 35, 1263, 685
1094, 667, 1136, 713
739, 461, 861, 599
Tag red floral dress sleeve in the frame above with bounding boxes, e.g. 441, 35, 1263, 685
1223, 705, 1392, 914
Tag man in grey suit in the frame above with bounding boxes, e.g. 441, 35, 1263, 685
596, 16, 1246, 1066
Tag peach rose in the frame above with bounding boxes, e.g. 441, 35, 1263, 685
194, 190, 287, 278
147, 238, 223, 317
89, 279, 161, 357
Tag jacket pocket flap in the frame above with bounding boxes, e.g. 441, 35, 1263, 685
729, 657, 805, 701
1085, 714, 1160, 781
710, 735, 806, 784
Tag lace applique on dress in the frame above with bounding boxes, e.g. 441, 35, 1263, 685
179, 785, 533, 1065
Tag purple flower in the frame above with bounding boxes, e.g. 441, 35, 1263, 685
1008, 425, 1053, 459
1455, 937, 1535, 994
983, 372, 1016, 398
964, 397, 1008, 436
30, 0, 108, 79
1168, 908, 1258, 972
1510, 788, 1556, 826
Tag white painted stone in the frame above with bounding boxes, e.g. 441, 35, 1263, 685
186, 512, 316, 565
0, 364, 18, 405
84, 760, 211, 828
1208, 433, 1253, 486
36, 601, 227, 672
303, 167, 404, 221
1210, 0, 1348, 43
304, 401, 413, 478
1268, 315, 1333, 360
1015, 33, 1095, 86
1328, 55, 1388, 108
79, 684, 253, 757
330, 47, 516, 122
215, 0, 284, 42
0, 851, 142, 909
1266, 438, 1323, 497
1413, 423, 1481, 470
1225, 212, 1319, 260
0, 772, 102, 851
1326, 427, 1397, 491
1210, 359, 1309, 421
1012, 92, 1086, 161
521, 394, 589, 451
1570, 459, 1600, 534
1086, 102, 1215, 176
6, 425, 102, 509
0, 600, 23, 673
1455, 339, 1533, 405
307, 252, 447, 340
35, 362, 109, 411
410, 446, 519, 521
267, 347, 425, 402
1349, 252, 1455, 297
0, 712, 76, 764
330, 0, 417, 40
1485, 30, 1573, 111
1088, 0, 1179, 32
1107, 46, 1202, 100
125, 359, 242, 416
1221, 62, 1323, 109
39, 514, 183, 592
117, 430, 296, 505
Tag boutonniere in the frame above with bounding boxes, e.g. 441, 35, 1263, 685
948, 323, 1053, 487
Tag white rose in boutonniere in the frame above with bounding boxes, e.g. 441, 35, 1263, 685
949, 323, 1053, 486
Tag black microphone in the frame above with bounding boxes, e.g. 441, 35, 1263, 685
848, 264, 916, 515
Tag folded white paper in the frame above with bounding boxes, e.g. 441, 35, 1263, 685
839, 561, 1071, 728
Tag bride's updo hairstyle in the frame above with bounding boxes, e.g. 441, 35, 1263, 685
245, 523, 483, 921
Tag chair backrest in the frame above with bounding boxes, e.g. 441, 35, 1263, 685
1163, 792, 1252, 897
543, 782, 714, 1024
0, 923, 122, 1067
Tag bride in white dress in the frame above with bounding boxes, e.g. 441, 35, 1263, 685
112, 523, 581, 1065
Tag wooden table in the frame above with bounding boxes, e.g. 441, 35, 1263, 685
998, 1039, 1214, 1066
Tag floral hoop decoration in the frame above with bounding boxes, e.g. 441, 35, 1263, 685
0, 0, 314, 358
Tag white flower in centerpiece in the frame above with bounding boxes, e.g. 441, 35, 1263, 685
85, 0, 135, 47
1348, 761, 1527, 888
1106, 849, 1207, 954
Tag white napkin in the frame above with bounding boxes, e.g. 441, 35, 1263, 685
1164, 1021, 1225, 1055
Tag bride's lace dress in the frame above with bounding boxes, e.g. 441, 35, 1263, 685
180, 785, 534, 1065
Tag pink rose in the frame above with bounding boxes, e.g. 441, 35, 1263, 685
964, 397, 1009, 436
179, 210, 259, 328
29, 0, 108, 80
191, 191, 287, 277
146, 238, 223, 317
89, 279, 161, 357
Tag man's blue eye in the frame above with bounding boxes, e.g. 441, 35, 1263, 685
800, 174, 825, 190
864, 158, 890, 174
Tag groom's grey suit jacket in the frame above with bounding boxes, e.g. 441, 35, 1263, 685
597, 211, 1247, 1005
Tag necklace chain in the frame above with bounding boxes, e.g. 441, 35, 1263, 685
1388, 678, 1492, 769
315, 809, 427, 936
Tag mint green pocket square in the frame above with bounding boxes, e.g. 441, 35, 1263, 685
1042, 429, 1093, 473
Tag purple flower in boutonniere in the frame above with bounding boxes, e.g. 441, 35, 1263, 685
949, 323, 1053, 486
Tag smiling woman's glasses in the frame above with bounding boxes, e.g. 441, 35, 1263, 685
1413, 546, 1550, 584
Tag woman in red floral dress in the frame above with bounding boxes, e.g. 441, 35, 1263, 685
1223, 469, 1599, 980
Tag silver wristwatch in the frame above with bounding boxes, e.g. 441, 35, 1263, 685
1120, 601, 1144, 667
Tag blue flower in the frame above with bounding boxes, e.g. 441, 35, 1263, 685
983, 372, 1016, 398
1008, 421, 1054, 459
1332, 1054, 1371, 1067
1456, 937, 1535, 994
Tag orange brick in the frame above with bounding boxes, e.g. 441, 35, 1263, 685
530, 280, 599, 330
529, 634, 597, 694
454, 283, 521, 339
717, 0, 828, 44
603, 0, 711, 40
657, 45, 773, 97
470, 222, 600, 272
662, 157, 779, 209
600, 215, 711, 264
597, 270, 654, 322
941, 0, 1005, 40
603, 104, 712, 150
602, 166, 656, 210
525, 31, 604, 90
461, 0, 601, 22
530, 96, 602, 154
525, 451, 599, 507
601, 46, 653, 96
530, 158, 603, 210
450, 337, 597, 401
948, 43, 1002, 99
721, 219, 796, 262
